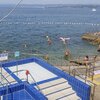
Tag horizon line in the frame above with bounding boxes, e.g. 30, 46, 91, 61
0, 4, 100, 5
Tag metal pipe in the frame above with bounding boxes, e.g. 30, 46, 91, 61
92, 84, 96, 100
29, 73, 42, 93
0, 73, 11, 85
5, 70, 43, 94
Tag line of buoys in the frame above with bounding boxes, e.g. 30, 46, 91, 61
0, 21, 100, 26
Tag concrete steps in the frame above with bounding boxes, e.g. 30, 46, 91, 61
38, 78, 67, 89
57, 93, 80, 100
36, 78, 81, 100
42, 82, 71, 95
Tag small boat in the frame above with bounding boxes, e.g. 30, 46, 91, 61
92, 8, 96, 12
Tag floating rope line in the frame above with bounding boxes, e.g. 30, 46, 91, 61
0, 21, 100, 26
0, 0, 23, 23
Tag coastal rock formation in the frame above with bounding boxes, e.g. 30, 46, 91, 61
82, 32, 100, 44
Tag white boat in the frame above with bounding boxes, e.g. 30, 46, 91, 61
92, 8, 96, 12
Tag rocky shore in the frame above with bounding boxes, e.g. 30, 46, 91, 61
82, 32, 100, 45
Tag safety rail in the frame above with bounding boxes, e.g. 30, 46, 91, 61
0, 81, 4, 87
72, 68, 96, 100
72, 68, 95, 83
71, 64, 96, 81
0, 73, 11, 86
2, 70, 43, 93
0, 72, 12, 100
29, 73, 42, 93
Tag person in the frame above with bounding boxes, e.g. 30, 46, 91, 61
64, 49, 71, 60
97, 44, 100, 52
93, 55, 97, 66
44, 54, 49, 61
84, 55, 89, 61
46, 36, 52, 45
84, 55, 89, 65
94, 55, 97, 62
47, 39, 52, 45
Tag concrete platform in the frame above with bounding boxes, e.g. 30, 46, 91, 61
37, 78, 80, 100
9, 62, 57, 83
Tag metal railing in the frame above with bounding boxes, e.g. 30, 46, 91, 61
0, 73, 11, 86
2, 70, 42, 93
0, 81, 4, 87
0, 72, 12, 100
72, 68, 96, 100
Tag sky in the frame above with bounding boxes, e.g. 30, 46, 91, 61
0, 0, 100, 5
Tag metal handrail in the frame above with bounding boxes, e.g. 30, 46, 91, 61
3, 70, 42, 93
29, 73, 42, 93
0, 73, 11, 85
4, 70, 26, 80
72, 68, 96, 100
72, 68, 96, 85
0, 81, 4, 87
0, 70, 27, 84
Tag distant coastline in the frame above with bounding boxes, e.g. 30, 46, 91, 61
0, 4, 100, 8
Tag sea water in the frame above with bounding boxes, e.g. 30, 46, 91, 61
0, 5, 100, 60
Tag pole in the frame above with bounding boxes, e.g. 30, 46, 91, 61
69, 62, 71, 75
6, 83, 8, 100
92, 85, 96, 100
92, 66, 94, 81
15, 51, 20, 76
16, 63, 18, 76
26, 70, 29, 83
27, 74, 28, 82
85, 66, 87, 83
16, 59, 18, 76
0, 62, 2, 83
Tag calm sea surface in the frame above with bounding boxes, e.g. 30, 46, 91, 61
0, 5, 100, 59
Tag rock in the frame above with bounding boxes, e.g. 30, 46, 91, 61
82, 32, 100, 44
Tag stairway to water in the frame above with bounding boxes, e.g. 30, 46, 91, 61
34, 78, 81, 100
